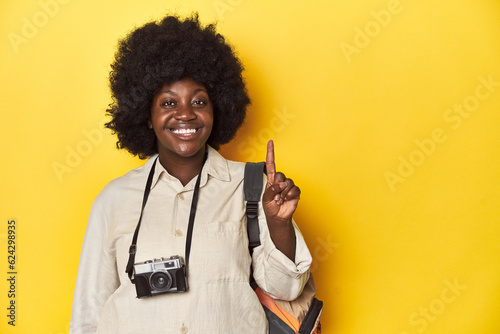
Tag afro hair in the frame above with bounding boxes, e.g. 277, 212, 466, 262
105, 13, 250, 158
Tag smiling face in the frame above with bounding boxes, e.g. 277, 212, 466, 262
149, 78, 214, 162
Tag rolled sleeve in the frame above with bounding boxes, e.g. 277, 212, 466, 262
252, 216, 312, 301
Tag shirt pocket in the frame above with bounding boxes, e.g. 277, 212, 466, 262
203, 220, 251, 283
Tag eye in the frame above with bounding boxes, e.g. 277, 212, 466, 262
193, 100, 205, 105
161, 100, 176, 107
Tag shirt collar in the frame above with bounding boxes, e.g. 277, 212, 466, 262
148, 145, 230, 190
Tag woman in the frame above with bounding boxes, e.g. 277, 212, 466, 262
70, 14, 312, 333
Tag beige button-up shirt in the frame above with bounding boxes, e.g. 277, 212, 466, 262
70, 147, 312, 333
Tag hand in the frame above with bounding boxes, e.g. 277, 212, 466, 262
262, 140, 301, 225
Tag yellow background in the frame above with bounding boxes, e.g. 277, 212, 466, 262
1, 0, 500, 333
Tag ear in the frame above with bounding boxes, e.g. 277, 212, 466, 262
148, 119, 152, 129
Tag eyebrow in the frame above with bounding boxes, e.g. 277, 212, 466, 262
159, 88, 208, 95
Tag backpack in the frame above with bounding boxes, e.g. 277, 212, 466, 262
244, 162, 323, 334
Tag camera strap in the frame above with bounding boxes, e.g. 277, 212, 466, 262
126, 155, 204, 283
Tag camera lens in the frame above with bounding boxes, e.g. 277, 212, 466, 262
150, 271, 172, 292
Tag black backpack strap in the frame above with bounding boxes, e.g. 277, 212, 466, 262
244, 162, 266, 254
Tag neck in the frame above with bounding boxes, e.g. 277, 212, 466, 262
158, 147, 207, 186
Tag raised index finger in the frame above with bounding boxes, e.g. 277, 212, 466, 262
266, 140, 276, 184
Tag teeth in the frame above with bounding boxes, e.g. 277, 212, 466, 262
171, 128, 197, 134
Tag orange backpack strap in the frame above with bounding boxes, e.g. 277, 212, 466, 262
254, 286, 301, 332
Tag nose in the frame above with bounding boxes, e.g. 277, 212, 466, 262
173, 103, 197, 121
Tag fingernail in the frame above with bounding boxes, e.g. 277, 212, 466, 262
274, 194, 280, 201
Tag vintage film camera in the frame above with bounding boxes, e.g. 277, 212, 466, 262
133, 256, 188, 298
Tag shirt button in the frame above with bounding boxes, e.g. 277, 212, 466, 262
174, 229, 183, 237
177, 193, 184, 200
180, 325, 188, 333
